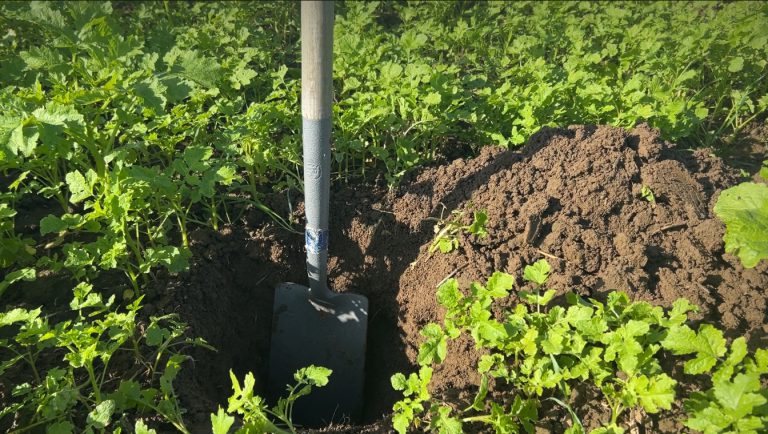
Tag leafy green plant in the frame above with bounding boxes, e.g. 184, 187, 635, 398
428, 208, 488, 254
0, 284, 209, 433
639, 185, 656, 204
391, 260, 763, 434
210, 365, 332, 434
663, 329, 768, 433
713, 182, 768, 268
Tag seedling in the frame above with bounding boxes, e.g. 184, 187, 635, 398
211, 366, 332, 434
640, 185, 656, 204
428, 205, 488, 254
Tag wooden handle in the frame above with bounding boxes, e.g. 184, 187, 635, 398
301, 1, 334, 120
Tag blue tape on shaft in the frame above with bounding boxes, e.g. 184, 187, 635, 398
305, 228, 329, 254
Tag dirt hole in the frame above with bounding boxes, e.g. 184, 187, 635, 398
160, 124, 767, 432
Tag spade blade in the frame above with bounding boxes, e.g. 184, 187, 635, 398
268, 282, 368, 425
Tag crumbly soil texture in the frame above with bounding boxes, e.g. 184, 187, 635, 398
163, 124, 768, 433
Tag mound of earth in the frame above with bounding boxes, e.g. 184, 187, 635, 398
162, 124, 767, 432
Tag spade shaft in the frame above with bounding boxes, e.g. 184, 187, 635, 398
301, 0, 333, 301
267, 1, 369, 426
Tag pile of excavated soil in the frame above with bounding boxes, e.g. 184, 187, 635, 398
163, 124, 767, 432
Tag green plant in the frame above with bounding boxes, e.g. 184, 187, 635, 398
428, 208, 488, 254
391, 260, 762, 434
713, 182, 768, 268
639, 185, 656, 204
662, 328, 768, 432
210, 365, 332, 434
0, 284, 209, 433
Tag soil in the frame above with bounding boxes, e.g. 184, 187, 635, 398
163, 123, 768, 433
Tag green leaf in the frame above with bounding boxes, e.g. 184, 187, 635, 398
430, 406, 462, 434
590, 425, 625, 434
523, 259, 551, 285
628, 374, 676, 413
713, 182, 768, 268
0, 307, 40, 327
295, 365, 332, 387
468, 211, 488, 237
146, 324, 171, 347
211, 407, 235, 434
424, 92, 442, 105
713, 372, 766, 416
686, 325, 727, 375
134, 420, 157, 434
713, 337, 748, 383
684, 405, 731, 432
65, 170, 92, 204
170, 49, 223, 88
231, 66, 257, 90
215, 165, 238, 185
418, 323, 447, 365
486, 271, 514, 298
393, 412, 410, 434
391, 373, 407, 391
32, 103, 83, 126
437, 279, 461, 309
662, 325, 699, 355
469, 374, 489, 411
728, 56, 744, 73
666, 298, 697, 326
40, 213, 85, 235
86, 399, 115, 429
133, 78, 167, 115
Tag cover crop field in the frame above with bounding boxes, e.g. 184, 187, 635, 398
1, 1, 767, 433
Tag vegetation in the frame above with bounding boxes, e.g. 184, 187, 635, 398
391, 260, 767, 434
0, 1, 765, 432
714, 182, 768, 268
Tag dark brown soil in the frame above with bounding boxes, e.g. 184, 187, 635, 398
166, 124, 768, 433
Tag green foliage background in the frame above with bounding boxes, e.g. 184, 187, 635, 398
0, 1, 766, 432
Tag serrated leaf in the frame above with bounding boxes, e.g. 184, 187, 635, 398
437, 279, 461, 309
662, 325, 698, 355
211, 407, 235, 434
65, 170, 91, 204
86, 399, 115, 429
685, 325, 727, 375
590, 425, 625, 434
486, 271, 514, 298
134, 420, 157, 434
666, 298, 697, 326
714, 372, 766, 416
172, 49, 223, 88
628, 374, 676, 413
713, 337, 747, 383
684, 405, 731, 432
418, 323, 447, 365
523, 259, 551, 285
391, 373, 407, 391
133, 78, 167, 115
472, 319, 507, 346
469, 374, 489, 411
714, 182, 768, 268
145, 324, 170, 346
296, 365, 332, 387
430, 406, 462, 434
393, 412, 410, 434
